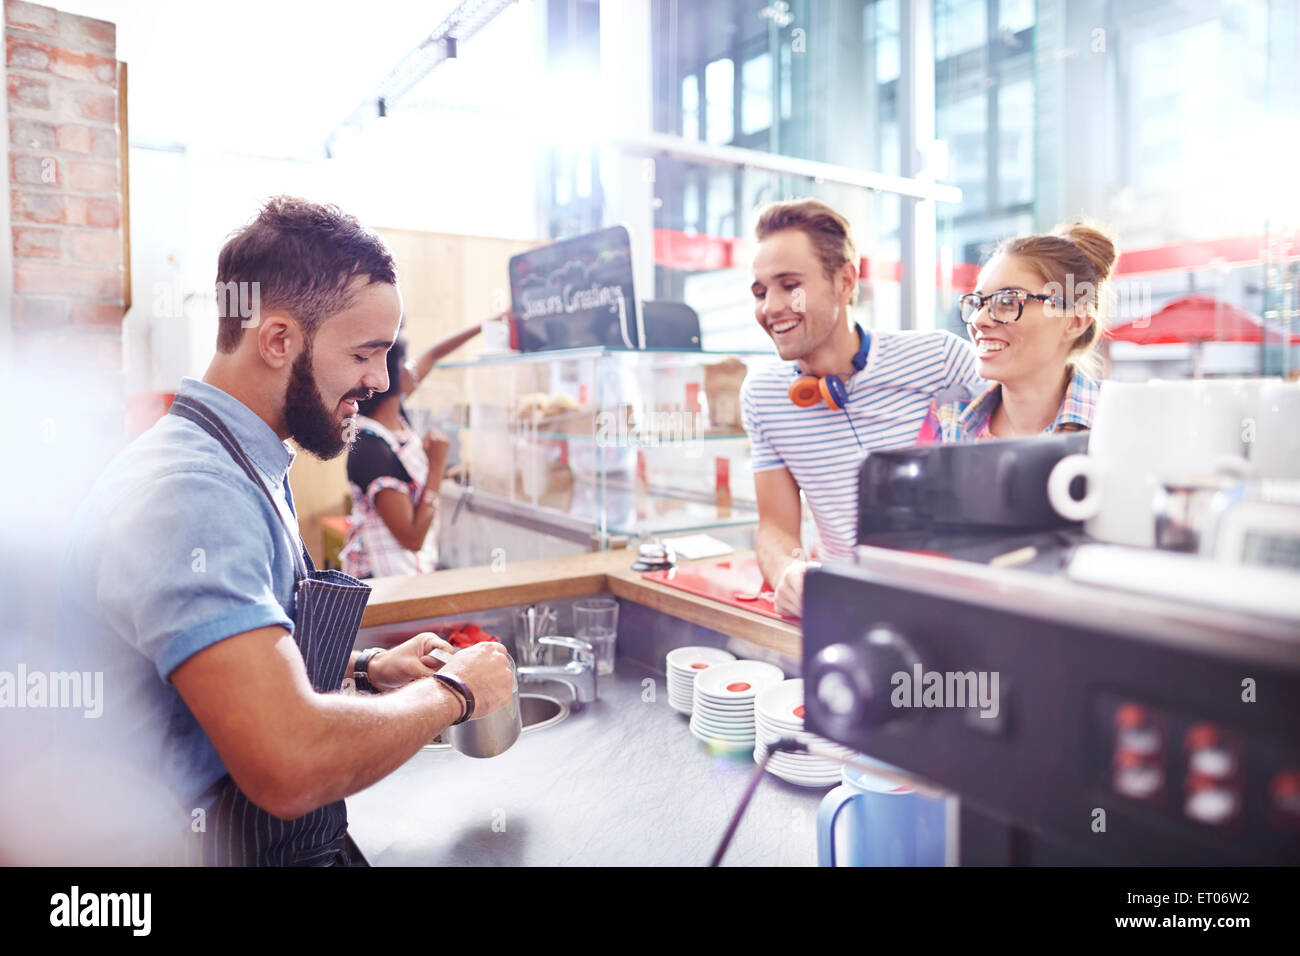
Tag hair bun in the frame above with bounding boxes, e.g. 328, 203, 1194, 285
1056, 220, 1118, 283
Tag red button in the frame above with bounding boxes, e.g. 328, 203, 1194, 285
1114, 704, 1146, 728
1270, 770, 1300, 818
1113, 749, 1153, 769
1271, 770, 1300, 798
1186, 771, 1236, 794
1185, 723, 1220, 750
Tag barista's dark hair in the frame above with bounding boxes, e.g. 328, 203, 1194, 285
214, 196, 397, 353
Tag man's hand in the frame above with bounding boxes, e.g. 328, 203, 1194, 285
773, 560, 820, 618
436, 641, 515, 720
367, 632, 455, 693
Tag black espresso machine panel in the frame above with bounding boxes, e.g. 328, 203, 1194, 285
802, 555, 1300, 864
802, 438, 1300, 865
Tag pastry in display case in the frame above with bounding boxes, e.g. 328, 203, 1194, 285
424, 345, 771, 559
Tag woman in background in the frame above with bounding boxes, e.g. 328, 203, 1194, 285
917, 222, 1118, 442
341, 323, 481, 578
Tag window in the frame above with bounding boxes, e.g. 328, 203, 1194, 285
998, 78, 1033, 206
683, 176, 700, 233
872, 0, 901, 178
935, 0, 987, 61
555, 155, 570, 205
874, 0, 900, 84
707, 168, 735, 236
779, 43, 792, 120
705, 57, 735, 144
938, 88, 987, 213
576, 153, 591, 199
998, 0, 1034, 35
742, 52, 773, 136
681, 73, 700, 141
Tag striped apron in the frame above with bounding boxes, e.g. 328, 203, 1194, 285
169, 395, 372, 866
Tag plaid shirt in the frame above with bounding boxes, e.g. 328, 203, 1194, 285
915, 367, 1099, 443
339, 415, 439, 578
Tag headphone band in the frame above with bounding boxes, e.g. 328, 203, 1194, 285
790, 324, 869, 379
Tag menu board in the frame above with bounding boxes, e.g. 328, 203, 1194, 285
509, 225, 644, 351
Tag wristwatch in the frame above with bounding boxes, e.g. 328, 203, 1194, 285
352, 647, 385, 694
431, 672, 476, 725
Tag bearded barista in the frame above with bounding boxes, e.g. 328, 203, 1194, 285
53, 197, 514, 865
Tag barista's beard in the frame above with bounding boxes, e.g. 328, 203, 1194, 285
283, 344, 352, 461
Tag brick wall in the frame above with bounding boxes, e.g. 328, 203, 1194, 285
5, 0, 124, 415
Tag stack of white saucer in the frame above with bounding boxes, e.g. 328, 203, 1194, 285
754, 679, 855, 788
666, 646, 736, 714
689, 660, 785, 751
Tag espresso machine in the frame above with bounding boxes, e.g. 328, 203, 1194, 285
801, 434, 1300, 865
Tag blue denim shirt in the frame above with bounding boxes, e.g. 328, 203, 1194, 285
56, 377, 307, 823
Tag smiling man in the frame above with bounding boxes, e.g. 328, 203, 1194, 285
740, 199, 984, 617
50, 197, 514, 865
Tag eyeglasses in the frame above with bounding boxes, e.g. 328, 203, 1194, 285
958, 289, 1060, 326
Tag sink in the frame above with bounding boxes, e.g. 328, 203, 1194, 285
518, 693, 567, 729
423, 692, 570, 751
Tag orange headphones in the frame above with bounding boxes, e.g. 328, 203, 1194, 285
788, 324, 871, 411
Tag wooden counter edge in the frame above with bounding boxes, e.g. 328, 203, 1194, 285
361, 549, 802, 658
605, 571, 802, 658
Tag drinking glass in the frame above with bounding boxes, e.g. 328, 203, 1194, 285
574, 598, 619, 676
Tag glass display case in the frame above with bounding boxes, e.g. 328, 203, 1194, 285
421, 347, 772, 564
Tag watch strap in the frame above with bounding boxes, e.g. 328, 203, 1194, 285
431, 672, 475, 724
353, 647, 384, 694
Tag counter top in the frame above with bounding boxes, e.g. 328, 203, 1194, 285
346, 666, 827, 866
362, 549, 802, 658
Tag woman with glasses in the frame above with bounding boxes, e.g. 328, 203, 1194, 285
917, 221, 1118, 443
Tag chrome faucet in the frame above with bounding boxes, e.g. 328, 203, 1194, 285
517, 636, 597, 711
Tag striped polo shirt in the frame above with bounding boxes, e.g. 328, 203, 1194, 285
741, 329, 983, 560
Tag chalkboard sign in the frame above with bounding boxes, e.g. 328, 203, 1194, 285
509, 225, 643, 351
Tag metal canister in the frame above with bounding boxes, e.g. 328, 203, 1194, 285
443, 652, 522, 759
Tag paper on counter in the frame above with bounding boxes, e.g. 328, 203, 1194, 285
661, 533, 734, 560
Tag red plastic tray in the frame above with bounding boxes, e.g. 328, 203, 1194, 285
640, 557, 799, 623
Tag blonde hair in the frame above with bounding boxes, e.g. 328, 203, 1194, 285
994, 220, 1119, 380
755, 199, 859, 305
